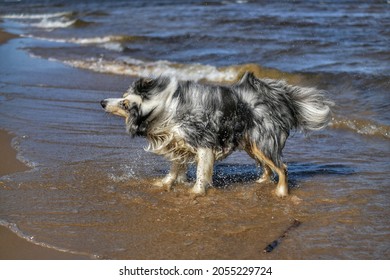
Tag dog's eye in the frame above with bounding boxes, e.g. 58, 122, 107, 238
120, 100, 130, 110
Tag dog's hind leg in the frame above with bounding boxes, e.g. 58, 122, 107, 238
191, 147, 215, 196
244, 146, 273, 183
257, 164, 273, 183
250, 143, 288, 197
159, 161, 187, 191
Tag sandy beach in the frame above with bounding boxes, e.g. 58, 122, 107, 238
0, 130, 89, 259
0, 30, 88, 260
0, 130, 29, 177
0, 1, 389, 260
0, 128, 89, 259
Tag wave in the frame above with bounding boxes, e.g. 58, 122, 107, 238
1, 11, 92, 30
67, 35, 129, 44
32, 18, 92, 29
332, 117, 390, 139
69, 35, 143, 44
46, 35, 142, 45
64, 35, 140, 51
31, 49, 389, 141
0, 11, 73, 19
32, 18, 76, 29
23, 35, 143, 52
58, 56, 302, 84
62, 57, 236, 82
24, 33, 301, 83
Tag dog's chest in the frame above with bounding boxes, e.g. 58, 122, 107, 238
147, 131, 196, 162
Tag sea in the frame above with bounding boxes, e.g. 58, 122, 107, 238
0, 0, 389, 259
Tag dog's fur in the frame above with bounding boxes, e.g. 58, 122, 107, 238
101, 72, 333, 197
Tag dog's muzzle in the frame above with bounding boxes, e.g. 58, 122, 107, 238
100, 100, 107, 109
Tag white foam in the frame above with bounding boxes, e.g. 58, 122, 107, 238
63, 57, 239, 83
68, 36, 124, 44
22, 35, 115, 44
1, 12, 72, 19
32, 18, 76, 29
101, 43, 124, 52
22, 35, 125, 51
1, 12, 78, 30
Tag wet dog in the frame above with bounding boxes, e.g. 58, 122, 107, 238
100, 72, 333, 197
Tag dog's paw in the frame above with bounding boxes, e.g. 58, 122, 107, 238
256, 172, 274, 184
256, 177, 271, 184
189, 184, 206, 197
176, 175, 188, 184
152, 179, 173, 192
275, 184, 288, 198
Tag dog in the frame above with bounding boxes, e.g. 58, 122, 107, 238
100, 72, 333, 197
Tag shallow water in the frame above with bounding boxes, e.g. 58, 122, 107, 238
0, 0, 389, 259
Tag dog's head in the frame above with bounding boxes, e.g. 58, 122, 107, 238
100, 76, 172, 136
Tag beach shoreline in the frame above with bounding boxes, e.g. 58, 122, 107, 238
0, 129, 90, 260
0, 29, 89, 260
0, 29, 18, 45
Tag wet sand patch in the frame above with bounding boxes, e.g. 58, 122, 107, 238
0, 129, 89, 260
0, 29, 18, 45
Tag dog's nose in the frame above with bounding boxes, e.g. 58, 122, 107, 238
100, 100, 107, 109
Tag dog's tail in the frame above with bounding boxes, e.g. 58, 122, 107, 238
239, 72, 333, 133
289, 85, 334, 132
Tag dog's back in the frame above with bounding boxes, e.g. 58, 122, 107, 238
172, 81, 253, 154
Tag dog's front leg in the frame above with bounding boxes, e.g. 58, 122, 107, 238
191, 147, 215, 196
160, 161, 187, 191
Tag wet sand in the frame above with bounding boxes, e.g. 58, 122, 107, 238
0, 224, 88, 260
0, 130, 29, 177
0, 29, 89, 260
0, 130, 89, 260
0, 29, 18, 45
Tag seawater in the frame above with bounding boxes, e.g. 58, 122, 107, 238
0, 0, 389, 259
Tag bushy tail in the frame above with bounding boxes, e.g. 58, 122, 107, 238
290, 86, 334, 132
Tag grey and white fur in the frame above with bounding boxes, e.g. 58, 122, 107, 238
100, 72, 333, 197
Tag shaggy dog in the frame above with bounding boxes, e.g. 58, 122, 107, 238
100, 72, 333, 197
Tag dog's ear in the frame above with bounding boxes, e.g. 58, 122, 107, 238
238, 71, 256, 85
135, 78, 155, 93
